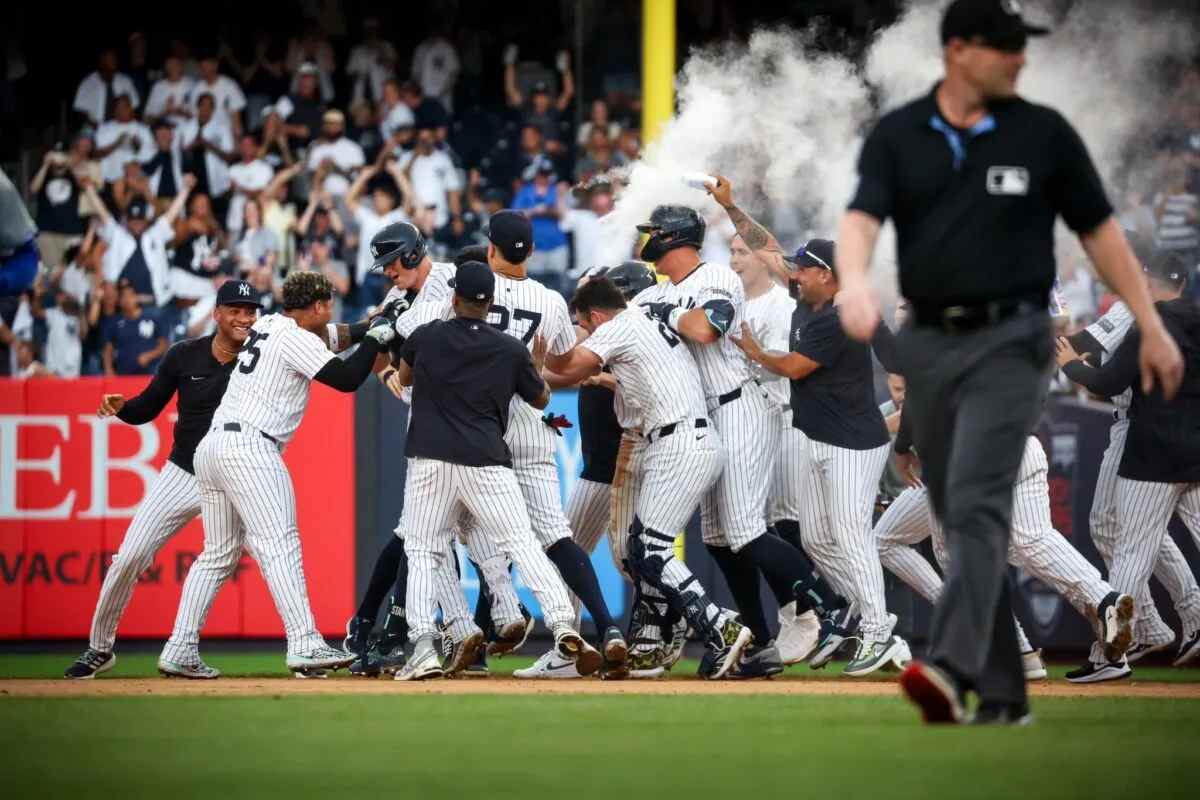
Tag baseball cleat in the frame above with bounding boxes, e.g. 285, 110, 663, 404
627, 648, 668, 679
1097, 592, 1135, 662
513, 649, 582, 679
1173, 629, 1200, 667
663, 615, 688, 669
394, 637, 443, 681
442, 629, 485, 677
64, 649, 115, 680
729, 642, 784, 679
888, 637, 913, 671
343, 615, 374, 657
575, 641, 604, 677
157, 657, 220, 680
1125, 640, 1173, 664
844, 636, 906, 677
1065, 658, 1131, 684
462, 648, 490, 678
776, 604, 820, 665
293, 667, 328, 679
602, 626, 629, 669
356, 637, 407, 676
698, 615, 753, 680
552, 625, 585, 662
969, 702, 1034, 726
899, 661, 965, 724
287, 645, 357, 673
809, 606, 856, 669
488, 606, 535, 657
1021, 649, 1048, 680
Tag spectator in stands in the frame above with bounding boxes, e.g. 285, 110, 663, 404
513, 159, 568, 294
177, 93, 235, 218
559, 176, 615, 279
94, 94, 153, 187
378, 78, 415, 148
348, 99, 383, 163
111, 160, 156, 218
411, 24, 460, 113
508, 124, 547, 191
576, 99, 622, 148
257, 105, 296, 169
125, 32, 152, 103
1155, 155, 1199, 263
616, 128, 640, 165
287, 20, 337, 104
73, 47, 141, 127
347, 17, 396, 104
234, 198, 279, 276
142, 120, 186, 210
82, 277, 118, 374
29, 274, 86, 378
399, 81, 450, 137
11, 339, 49, 379
31, 146, 87, 271
227, 133, 275, 236
573, 128, 621, 182
102, 277, 167, 376
50, 240, 96, 309
261, 163, 304, 270
192, 49, 246, 138
344, 158, 412, 317
295, 235, 349, 321
248, 258, 281, 314
144, 55, 195, 127
504, 46, 573, 157
306, 110, 365, 197
171, 190, 228, 281
398, 126, 462, 238
278, 63, 325, 151
295, 187, 347, 261
226, 33, 289, 126
69, 133, 103, 217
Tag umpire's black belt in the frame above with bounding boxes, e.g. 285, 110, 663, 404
646, 418, 707, 444
912, 296, 1045, 334
222, 422, 279, 444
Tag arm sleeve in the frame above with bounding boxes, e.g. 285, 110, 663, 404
115, 344, 181, 424
279, 328, 337, 379
793, 311, 845, 367
1083, 301, 1134, 355
1062, 328, 1140, 397
846, 121, 895, 222
871, 323, 901, 374
1065, 329, 1105, 367
514, 347, 546, 405
1049, 112, 1113, 235
312, 337, 383, 391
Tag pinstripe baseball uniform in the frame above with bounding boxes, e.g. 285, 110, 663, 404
398, 316, 574, 642
743, 284, 805, 524
1081, 301, 1200, 644
87, 335, 235, 653
633, 262, 774, 551
162, 314, 340, 662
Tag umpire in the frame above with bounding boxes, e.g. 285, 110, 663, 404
834, 0, 1183, 725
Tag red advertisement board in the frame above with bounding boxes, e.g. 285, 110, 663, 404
0, 377, 355, 640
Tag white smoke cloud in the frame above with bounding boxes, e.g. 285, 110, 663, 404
604, 0, 1198, 296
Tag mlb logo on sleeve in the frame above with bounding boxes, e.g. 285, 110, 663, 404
986, 166, 1030, 196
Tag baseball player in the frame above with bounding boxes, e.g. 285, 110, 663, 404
159, 272, 395, 676
631, 203, 842, 674
1057, 253, 1200, 679
64, 280, 262, 679
552, 276, 753, 678
731, 233, 821, 664
733, 238, 909, 677
388, 260, 587, 681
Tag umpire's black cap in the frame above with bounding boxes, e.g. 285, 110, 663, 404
941, 0, 1050, 52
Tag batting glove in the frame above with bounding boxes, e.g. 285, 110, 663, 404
365, 316, 396, 346
644, 302, 684, 331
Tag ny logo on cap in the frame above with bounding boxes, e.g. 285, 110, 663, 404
515, 242, 524, 249
238, 283, 251, 297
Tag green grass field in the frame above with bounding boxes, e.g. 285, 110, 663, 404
3, 651, 1199, 800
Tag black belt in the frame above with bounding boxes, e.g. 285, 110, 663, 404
716, 386, 742, 406
223, 422, 278, 444
647, 418, 706, 443
912, 297, 1045, 334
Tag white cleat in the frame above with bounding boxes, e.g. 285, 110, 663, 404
286, 645, 357, 673
157, 657, 220, 680
513, 649, 582, 679
1021, 649, 1048, 680
776, 604, 820, 665
394, 637, 444, 681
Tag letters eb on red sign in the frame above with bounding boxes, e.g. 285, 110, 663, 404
0, 378, 354, 640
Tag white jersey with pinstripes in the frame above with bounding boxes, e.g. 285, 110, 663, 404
389, 261, 457, 338
581, 308, 707, 433
214, 314, 334, 444
1085, 300, 1135, 410
632, 261, 750, 399
742, 284, 794, 408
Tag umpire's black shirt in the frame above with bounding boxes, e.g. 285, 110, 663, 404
578, 378, 621, 484
849, 83, 1112, 307
790, 303, 889, 451
1063, 298, 1200, 483
401, 316, 546, 468
116, 335, 235, 474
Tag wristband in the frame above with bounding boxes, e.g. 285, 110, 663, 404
666, 306, 686, 332
325, 323, 339, 352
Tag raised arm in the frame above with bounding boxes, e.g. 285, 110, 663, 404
344, 164, 378, 214
159, 173, 196, 227
81, 177, 113, 228
708, 175, 791, 285
503, 45, 523, 107
555, 51, 574, 112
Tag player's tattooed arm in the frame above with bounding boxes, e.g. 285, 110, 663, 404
707, 174, 792, 284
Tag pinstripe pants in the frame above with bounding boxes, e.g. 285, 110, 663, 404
566, 477, 615, 626
800, 439, 893, 640
611, 430, 670, 650
89, 461, 200, 652
703, 383, 776, 551
1090, 419, 1200, 642
402, 457, 574, 641
163, 431, 325, 660
768, 405, 807, 525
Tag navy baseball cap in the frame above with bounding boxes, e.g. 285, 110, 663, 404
449, 261, 495, 301
784, 239, 836, 276
1145, 253, 1187, 285
216, 279, 264, 307
941, 0, 1049, 52
126, 200, 152, 221
486, 210, 533, 263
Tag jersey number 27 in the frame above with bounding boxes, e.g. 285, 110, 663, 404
488, 304, 542, 343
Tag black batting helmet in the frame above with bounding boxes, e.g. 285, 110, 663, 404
636, 205, 706, 262
603, 261, 656, 300
370, 221, 427, 271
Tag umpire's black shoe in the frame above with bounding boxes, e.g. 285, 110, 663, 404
969, 702, 1034, 726
343, 615, 374, 658
65, 648, 115, 679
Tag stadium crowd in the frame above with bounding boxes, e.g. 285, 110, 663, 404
3, 21, 1199, 380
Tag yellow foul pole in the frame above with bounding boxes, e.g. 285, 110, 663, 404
641, 0, 676, 146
